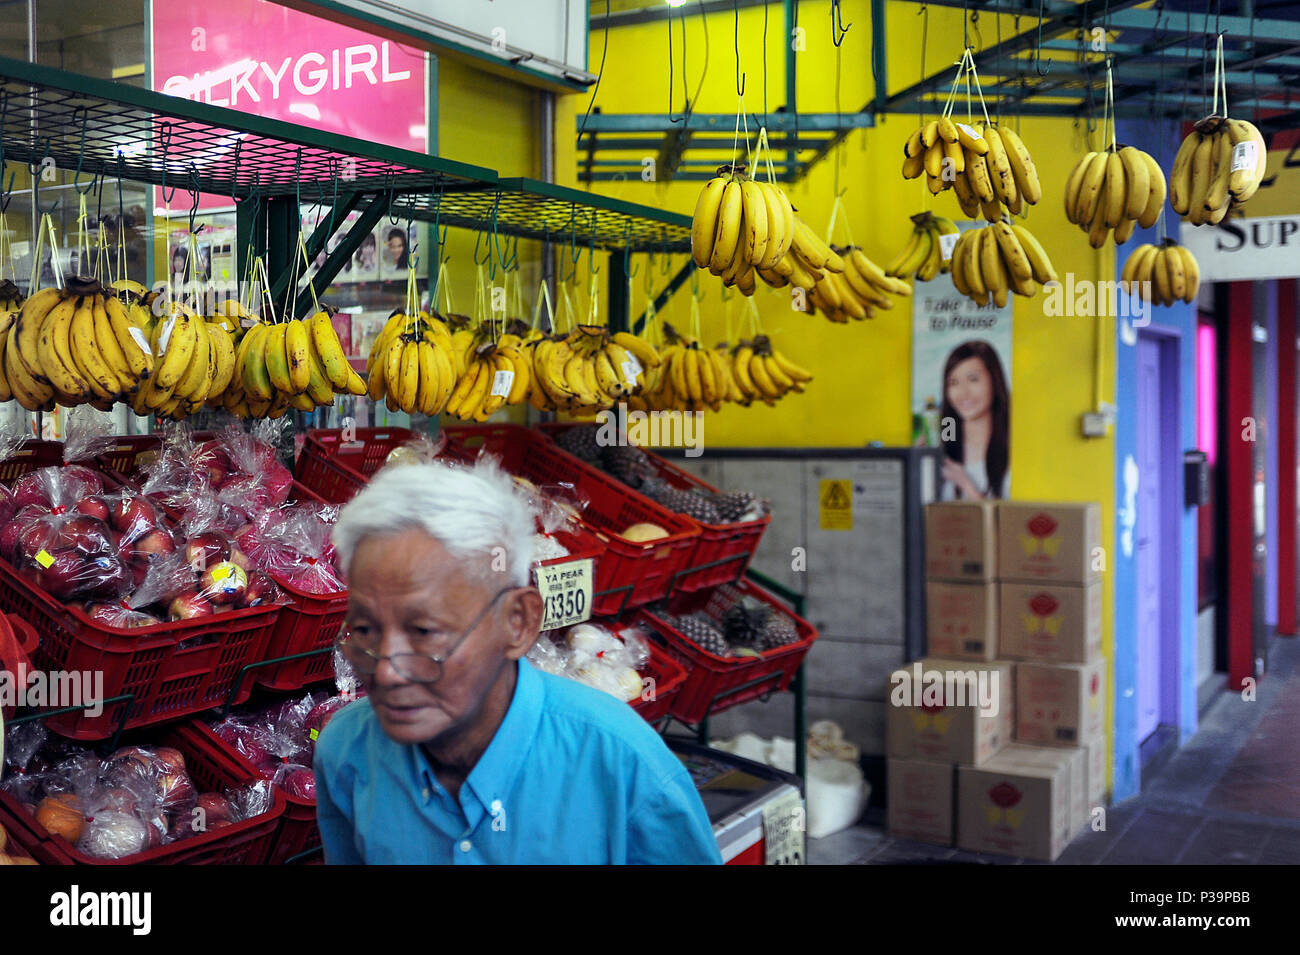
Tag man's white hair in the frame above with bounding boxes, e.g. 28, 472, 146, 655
331, 456, 537, 587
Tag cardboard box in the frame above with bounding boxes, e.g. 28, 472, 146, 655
1084, 737, 1107, 809
997, 502, 1101, 584
926, 581, 998, 661
925, 501, 997, 581
887, 758, 954, 846
957, 744, 1083, 861
1015, 659, 1106, 747
886, 658, 1014, 765
999, 581, 1102, 663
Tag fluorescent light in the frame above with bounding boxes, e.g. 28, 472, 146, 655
666, 0, 689, 6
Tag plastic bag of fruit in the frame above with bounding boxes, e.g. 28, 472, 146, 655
205, 424, 294, 509
80, 552, 193, 628
381, 432, 449, 471
1, 465, 134, 601
259, 506, 345, 594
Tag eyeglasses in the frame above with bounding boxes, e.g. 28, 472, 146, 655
335, 587, 514, 685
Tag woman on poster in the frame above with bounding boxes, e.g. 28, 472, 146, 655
938, 340, 1011, 500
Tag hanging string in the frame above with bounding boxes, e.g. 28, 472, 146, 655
761, 0, 769, 124
1103, 58, 1117, 153
577, 0, 610, 138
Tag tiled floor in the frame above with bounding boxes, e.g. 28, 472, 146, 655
809, 635, 1300, 865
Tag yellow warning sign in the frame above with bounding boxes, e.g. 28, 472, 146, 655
819, 479, 853, 531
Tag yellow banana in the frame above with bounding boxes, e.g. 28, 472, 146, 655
691, 176, 728, 270
284, 318, 311, 394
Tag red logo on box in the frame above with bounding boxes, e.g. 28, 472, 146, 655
1027, 514, 1058, 538
1028, 593, 1060, 616
989, 782, 1023, 808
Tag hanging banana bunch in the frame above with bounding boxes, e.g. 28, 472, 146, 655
1120, 241, 1201, 307
728, 334, 812, 407
691, 162, 798, 296
885, 212, 961, 283
948, 221, 1058, 308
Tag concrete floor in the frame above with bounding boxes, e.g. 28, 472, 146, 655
809, 634, 1300, 865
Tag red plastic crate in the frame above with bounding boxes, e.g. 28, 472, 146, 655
642, 579, 818, 725
188, 719, 328, 866
91, 431, 218, 486
0, 557, 280, 739
628, 623, 689, 723
0, 439, 64, 483
298, 427, 451, 503
541, 423, 770, 594
0, 720, 286, 865
445, 424, 700, 610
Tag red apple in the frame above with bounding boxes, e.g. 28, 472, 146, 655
74, 496, 111, 522
228, 544, 251, 571
153, 746, 187, 775
11, 472, 52, 509
186, 531, 232, 572
111, 495, 160, 535
276, 765, 316, 801
158, 771, 196, 812
200, 560, 247, 605
3, 506, 47, 560
58, 515, 115, 554
305, 696, 352, 745
135, 528, 177, 557
0, 482, 15, 526
168, 592, 214, 620
238, 570, 283, 608
195, 792, 233, 823
190, 442, 232, 487
59, 465, 105, 498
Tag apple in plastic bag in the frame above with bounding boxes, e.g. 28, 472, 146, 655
58, 515, 116, 555
168, 591, 214, 620
11, 472, 52, 509
239, 570, 283, 608
186, 531, 233, 572
111, 494, 161, 536
200, 561, 247, 605
73, 496, 111, 522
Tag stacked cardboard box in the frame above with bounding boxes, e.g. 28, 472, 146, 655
887, 500, 1107, 861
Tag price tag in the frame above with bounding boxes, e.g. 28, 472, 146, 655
128, 326, 151, 355
621, 357, 642, 386
957, 123, 982, 142
762, 788, 806, 866
938, 231, 961, 262
1231, 141, 1258, 173
309, 728, 319, 742
34, 549, 55, 569
240, 316, 258, 328
157, 316, 176, 354
211, 564, 231, 582
536, 557, 593, 631
491, 369, 514, 397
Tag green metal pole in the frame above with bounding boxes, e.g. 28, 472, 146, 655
871, 0, 887, 116
784, 0, 797, 178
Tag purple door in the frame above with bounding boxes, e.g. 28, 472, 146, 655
1136, 336, 1163, 741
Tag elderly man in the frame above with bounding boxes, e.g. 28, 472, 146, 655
314, 457, 722, 864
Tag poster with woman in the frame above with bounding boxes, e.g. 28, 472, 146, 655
911, 246, 1013, 501
378, 222, 415, 280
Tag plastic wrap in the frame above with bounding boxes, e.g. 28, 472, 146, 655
225, 778, 274, 822
381, 432, 449, 470
0, 479, 16, 528
3, 720, 48, 774
61, 407, 120, 463
526, 622, 648, 703
4, 467, 131, 601
260, 506, 345, 594
81, 553, 195, 628
0, 419, 31, 467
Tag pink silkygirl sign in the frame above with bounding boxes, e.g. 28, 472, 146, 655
149, 0, 429, 213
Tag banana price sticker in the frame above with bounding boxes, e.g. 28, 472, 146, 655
537, 558, 594, 631
819, 479, 854, 531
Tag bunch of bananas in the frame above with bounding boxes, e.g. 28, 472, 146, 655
762, 243, 907, 322
729, 335, 812, 407
639, 326, 740, 412
691, 165, 796, 295
1121, 242, 1201, 307
1, 280, 156, 413
949, 221, 1058, 308
363, 310, 462, 417
530, 325, 660, 415
445, 329, 537, 422
222, 310, 365, 420
1063, 145, 1167, 248
886, 214, 961, 282
903, 119, 1041, 221
1171, 116, 1267, 225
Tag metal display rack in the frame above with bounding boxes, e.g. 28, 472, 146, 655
580, 0, 1300, 184
0, 54, 692, 329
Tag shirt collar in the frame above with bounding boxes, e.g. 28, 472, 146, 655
459, 657, 544, 815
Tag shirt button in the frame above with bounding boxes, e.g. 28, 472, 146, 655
459, 840, 472, 853
422, 788, 430, 800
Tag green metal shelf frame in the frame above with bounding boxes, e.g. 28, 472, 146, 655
0, 55, 691, 329
580, 0, 1300, 185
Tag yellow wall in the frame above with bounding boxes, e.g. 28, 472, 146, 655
549, 1, 1118, 781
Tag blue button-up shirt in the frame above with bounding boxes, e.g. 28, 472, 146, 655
313, 658, 723, 864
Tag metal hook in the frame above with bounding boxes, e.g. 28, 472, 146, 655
1032, 0, 1052, 76
624, 221, 639, 276
188, 165, 204, 235
30, 137, 58, 215
734, 0, 745, 96
831, 0, 851, 47
586, 208, 600, 276
228, 138, 243, 202
72, 107, 97, 195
